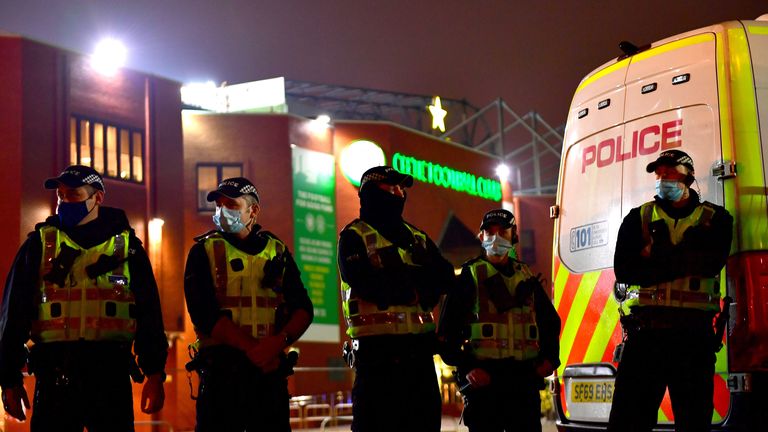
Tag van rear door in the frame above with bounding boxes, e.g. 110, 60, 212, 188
555, 31, 728, 427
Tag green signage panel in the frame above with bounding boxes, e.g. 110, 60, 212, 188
292, 146, 340, 342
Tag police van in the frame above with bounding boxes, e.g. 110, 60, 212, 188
550, 15, 768, 430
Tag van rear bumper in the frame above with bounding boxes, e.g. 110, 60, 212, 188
553, 371, 768, 432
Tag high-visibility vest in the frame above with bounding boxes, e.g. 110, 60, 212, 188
201, 233, 285, 341
340, 220, 435, 338
33, 226, 135, 342
466, 258, 539, 360
624, 201, 721, 312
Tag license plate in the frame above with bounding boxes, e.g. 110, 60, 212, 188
571, 381, 614, 403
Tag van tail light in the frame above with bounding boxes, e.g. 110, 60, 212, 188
728, 252, 768, 371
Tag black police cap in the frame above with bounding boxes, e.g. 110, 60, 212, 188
206, 177, 260, 202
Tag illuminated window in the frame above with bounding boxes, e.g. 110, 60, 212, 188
106, 126, 118, 177
69, 115, 144, 183
79, 120, 91, 165
132, 132, 143, 182
197, 163, 243, 211
93, 123, 104, 173
120, 129, 130, 180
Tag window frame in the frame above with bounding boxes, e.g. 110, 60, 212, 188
69, 114, 145, 184
196, 163, 244, 212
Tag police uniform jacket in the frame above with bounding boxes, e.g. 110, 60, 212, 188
614, 190, 733, 309
438, 255, 561, 375
337, 216, 455, 354
0, 207, 168, 389
184, 226, 313, 340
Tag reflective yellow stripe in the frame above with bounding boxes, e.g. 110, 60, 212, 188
583, 292, 620, 362
553, 262, 569, 310
559, 272, 600, 373
574, 58, 629, 95
574, 34, 713, 96
632, 33, 714, 64
747, 25, 768, 35
714, 30, 742, 305
726, 28, 768, 251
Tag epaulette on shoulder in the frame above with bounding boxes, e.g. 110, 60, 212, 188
193, 229, 220, 243
509, 256, 525, 265
462, 255, 485, 268
34, 215, 60, 233
258, 230, 283, 242
341, 218, 362, 231
403, 221, 426, 235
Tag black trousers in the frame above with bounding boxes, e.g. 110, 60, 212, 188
460, 360, 543, 432
195, 346, 290, 432
351, 352, 442, 432
29, 343, 135, 432
607, 326, 716, 432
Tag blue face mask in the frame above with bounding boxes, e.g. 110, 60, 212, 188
213, 206, 249, 233
57, 195, 96, 228
481, 234, 514, 257
655, 179, 684, 201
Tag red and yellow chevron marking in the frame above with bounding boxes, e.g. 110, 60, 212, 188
554, 257, 622, 377
553, 257, 730, 423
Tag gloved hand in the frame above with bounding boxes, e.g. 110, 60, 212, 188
140, 373, 165, 414
515, 276, 541, 306
535, 358, 555, 378
681, 225, 711, 250
648, 220, 675, 259
465, 368, 492, 389
2, 386, 30, 421
410, 241, 431, 266
246, 334, 285, 373
377, 266, 418, 307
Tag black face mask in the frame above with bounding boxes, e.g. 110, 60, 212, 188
359, 185, 406, 223
57, 193, 96, 228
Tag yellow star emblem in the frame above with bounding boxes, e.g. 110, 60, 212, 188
428, 96, 447, 133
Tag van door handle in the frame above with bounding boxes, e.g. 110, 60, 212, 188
711, 160, 736, 180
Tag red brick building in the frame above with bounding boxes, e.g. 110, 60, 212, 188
0, 33, 556, 431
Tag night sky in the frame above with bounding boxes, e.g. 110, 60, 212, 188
0, 1, 764, 126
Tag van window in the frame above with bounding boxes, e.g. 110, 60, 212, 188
558, 125, 624, 273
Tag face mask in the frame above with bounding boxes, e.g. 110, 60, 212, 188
655, 179, 684, 201
57, 195, 95, 228
213, 206, 249, 233
360, 186, 406, 221
481, 234, 514, 257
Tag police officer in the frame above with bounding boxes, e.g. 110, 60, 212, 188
438, 209, 561, 432
0, 165, 167, 431
608, 150, 733, 432
338, 166, 455, 432
184, 177, 313, 432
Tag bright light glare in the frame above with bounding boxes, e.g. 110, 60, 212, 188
91, 38, 127, 76
180, 81, 219, 109
340, 140, 386, 186
148, 218, 165, 249
308, 114, 332, 133
496, 163, 511, 180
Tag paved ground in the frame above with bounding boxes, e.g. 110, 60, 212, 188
305, 416, 558, 431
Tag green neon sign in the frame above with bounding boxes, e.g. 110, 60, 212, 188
392, 152, 502, 201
